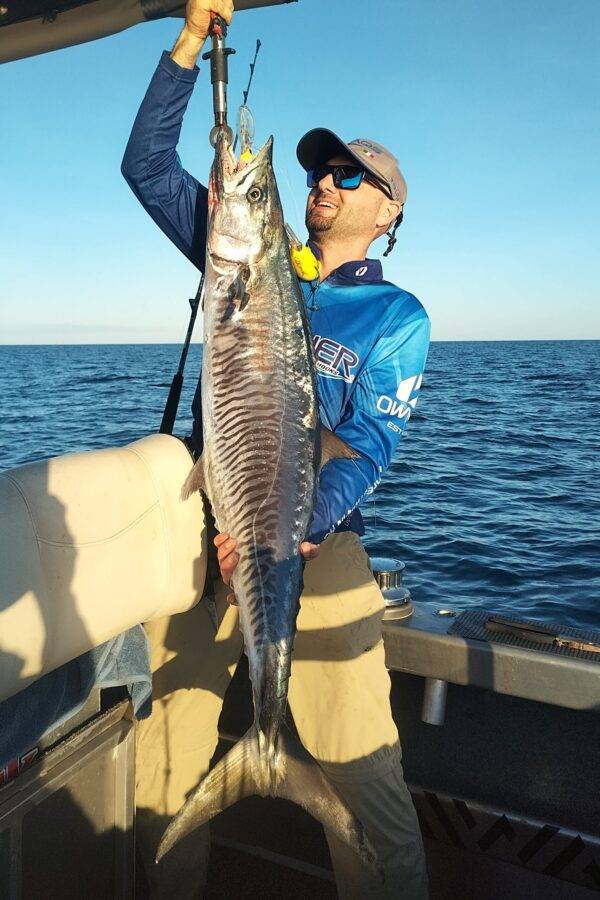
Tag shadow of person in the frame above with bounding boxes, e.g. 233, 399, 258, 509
15, 785, 133, 899
136, 807, 207, 900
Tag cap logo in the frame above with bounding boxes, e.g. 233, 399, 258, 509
352, 139, 383, 156
355, 266, 368, 277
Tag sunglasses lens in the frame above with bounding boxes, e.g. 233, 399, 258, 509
337, 169, 364, 189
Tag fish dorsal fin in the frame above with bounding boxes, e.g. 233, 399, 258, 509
181, 454, 206, 501
320, 426, 361, 470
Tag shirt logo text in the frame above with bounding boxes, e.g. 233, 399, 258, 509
376, 374, 422, 420
312, 335, 359, 384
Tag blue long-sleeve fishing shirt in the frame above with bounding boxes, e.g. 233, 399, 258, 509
122, 51, 430, 544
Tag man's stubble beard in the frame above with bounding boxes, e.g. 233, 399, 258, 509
305, 208, 336, 236
306, 205, 367, 244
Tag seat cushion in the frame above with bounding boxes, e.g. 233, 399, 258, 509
0, 434, 206, 703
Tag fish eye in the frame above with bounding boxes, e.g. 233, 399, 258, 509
247, 185, 263, 203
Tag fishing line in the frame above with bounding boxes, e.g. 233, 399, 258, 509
233, 39, 261, 155
365, 490, 378, 531
232, 39, 303, 235
280, 152, 304, 240
160, 33, 261, 435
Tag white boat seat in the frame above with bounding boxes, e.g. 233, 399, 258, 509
0, 434, 206, 704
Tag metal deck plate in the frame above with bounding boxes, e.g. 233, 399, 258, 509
449, 610, 600, 664
382, 603, 600, 710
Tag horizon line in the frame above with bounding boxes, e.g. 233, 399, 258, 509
1, 338, 599, 347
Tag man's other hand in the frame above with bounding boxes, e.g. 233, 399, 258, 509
214, 533, 320, 605
214, 533, 240, 598
185, 0, 234, 41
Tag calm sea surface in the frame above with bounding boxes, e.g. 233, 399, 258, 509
1, 341, 598, 628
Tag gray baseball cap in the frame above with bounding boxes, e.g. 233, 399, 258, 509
296, 128, 407, 206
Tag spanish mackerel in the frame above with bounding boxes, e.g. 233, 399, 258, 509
157, 134, 376, 869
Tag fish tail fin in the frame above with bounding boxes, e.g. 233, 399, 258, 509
274, 726, 380, 875
180, 454, 205, 501
156, 725, 381, 878
157, 725, 259, 863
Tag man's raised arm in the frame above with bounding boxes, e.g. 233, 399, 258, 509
121, 0, 233, 269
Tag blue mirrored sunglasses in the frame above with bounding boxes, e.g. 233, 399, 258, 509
306, 164, 369, 191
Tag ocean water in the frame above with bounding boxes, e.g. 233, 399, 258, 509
0, 341, 598, 628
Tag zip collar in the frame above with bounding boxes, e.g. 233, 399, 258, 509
307, 240, 383, 285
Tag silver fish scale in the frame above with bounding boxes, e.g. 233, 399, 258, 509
202, 235, 318, 731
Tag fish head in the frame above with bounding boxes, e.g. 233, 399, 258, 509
208, 134, 281, 271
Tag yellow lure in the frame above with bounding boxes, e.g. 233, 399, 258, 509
285, 223, 321, 281
290, 244, 321, 281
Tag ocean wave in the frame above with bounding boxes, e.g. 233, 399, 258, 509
1, 340, 598, 628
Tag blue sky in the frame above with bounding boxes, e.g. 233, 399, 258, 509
1, 0, 599, 343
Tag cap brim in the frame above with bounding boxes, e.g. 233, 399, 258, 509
296, 127, 392, 197
296, 128, 350, 170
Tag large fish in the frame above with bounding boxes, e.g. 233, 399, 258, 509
157, 133, 377, 871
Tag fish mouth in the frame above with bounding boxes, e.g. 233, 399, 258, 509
210, 132, 236, 204
213, 133, 274, 200
216, 131, 238, 180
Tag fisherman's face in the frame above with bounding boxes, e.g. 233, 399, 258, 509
305, 154, 389, 242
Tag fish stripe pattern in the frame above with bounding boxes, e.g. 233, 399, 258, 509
159, 133, 380, 879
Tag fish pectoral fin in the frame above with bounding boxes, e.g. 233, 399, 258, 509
221, 268, 251, 321
319, 426, 362, 470
273, 727, 381, 877
157, 726, 261, 863
180, 454, 206, 501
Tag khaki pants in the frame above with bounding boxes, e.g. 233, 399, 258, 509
136, 532, 428, 899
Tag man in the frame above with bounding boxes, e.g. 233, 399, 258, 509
122, 1, 430, 897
